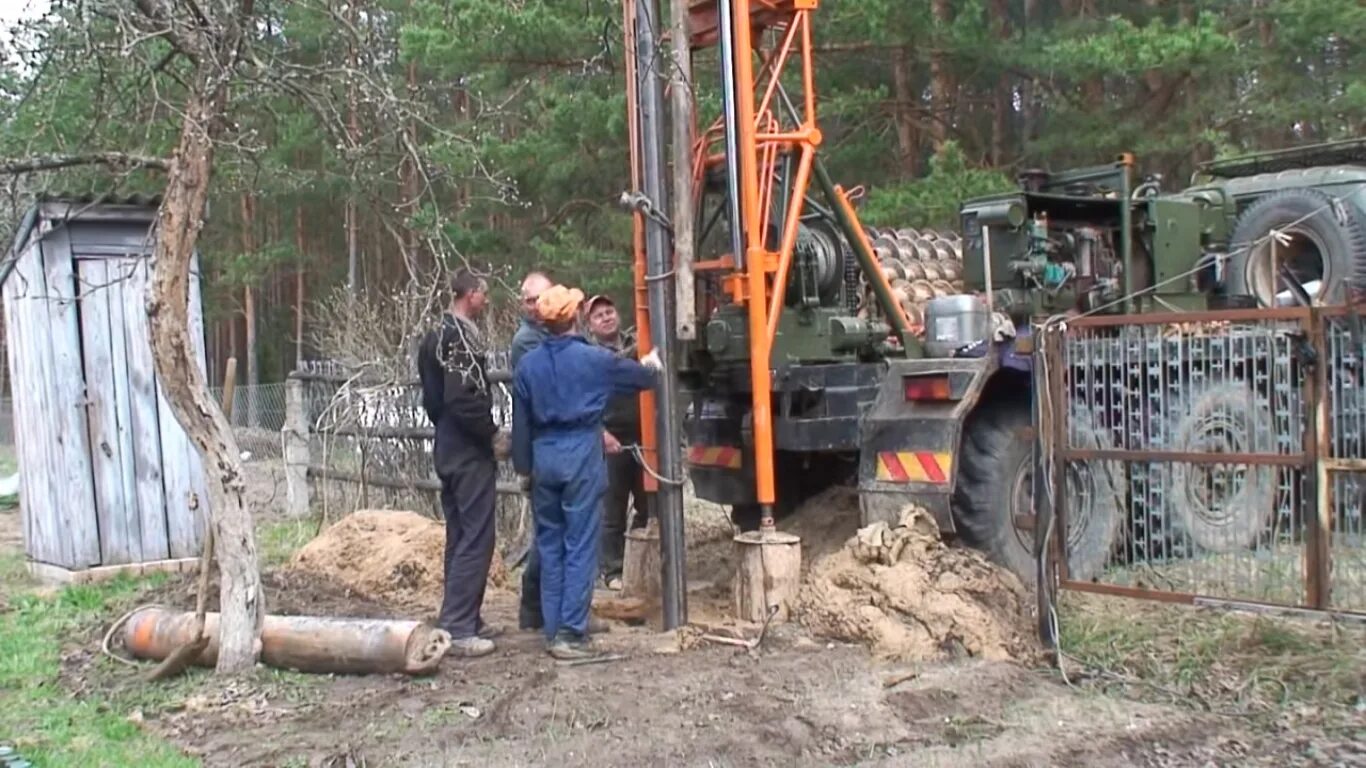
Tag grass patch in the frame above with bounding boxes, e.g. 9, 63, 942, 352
0, 568, 197, 767
257, 515, 321, 567
1058, 593, 1366, 725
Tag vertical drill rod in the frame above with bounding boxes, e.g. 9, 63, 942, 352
717, 0, 747, 272
634, 0, 687, 628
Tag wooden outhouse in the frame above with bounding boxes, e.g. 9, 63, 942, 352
1, 196, 209, 580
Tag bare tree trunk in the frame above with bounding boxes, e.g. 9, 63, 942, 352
239, 193, 260, 427
295, 203, 306, 368
146, 67, 262, 674
1020, 0, 1043, 146
929, 0, 954, 150
891, 45, 922, 175
989, 0, 1011, 166
345, 0, 361, 295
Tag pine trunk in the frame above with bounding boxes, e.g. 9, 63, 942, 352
239, 193, 260, 427
891, 45, 922, 175
929, 0, 954, 150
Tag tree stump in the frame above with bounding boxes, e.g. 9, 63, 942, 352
621, 520, 661, 600
732, 529, 802, 623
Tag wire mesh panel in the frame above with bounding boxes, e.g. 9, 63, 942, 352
289, 359, 530, 555
1325, 313, 1366, 612
1048, 309, 1324, 608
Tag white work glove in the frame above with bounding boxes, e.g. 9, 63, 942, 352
640, 348, 663, 371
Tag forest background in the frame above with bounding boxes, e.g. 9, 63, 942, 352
0, 0, 1361, 390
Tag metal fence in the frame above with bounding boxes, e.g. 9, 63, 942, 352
209, 382, 288, 460
290, 358, 530, 551
1037, 306, 1364, 616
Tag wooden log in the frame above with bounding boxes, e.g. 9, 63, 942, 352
620, 521, 661, 600
123, 607, 451, 676
591, 596, 650, 622
732, 530, 802, 624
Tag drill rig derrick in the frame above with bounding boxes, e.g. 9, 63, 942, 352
663, 0, 912, 529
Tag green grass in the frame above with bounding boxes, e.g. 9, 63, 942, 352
257, 515, 321, 567
1058, 593, 1366, 723
0, 557, 197, 767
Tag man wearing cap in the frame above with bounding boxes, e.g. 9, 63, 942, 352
512, 285, 661, 659
417, 269, 500, 657
583, 294, 649, 589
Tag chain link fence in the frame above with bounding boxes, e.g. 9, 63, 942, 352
208, 382, 288, 460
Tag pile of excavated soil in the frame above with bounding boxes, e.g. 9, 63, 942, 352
795, 504, 1037, 663
287, 509, 508, 613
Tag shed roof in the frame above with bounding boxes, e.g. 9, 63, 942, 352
1, 193, 164, 290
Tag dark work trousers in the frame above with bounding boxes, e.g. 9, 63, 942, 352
436, 454, 498, 640
599, 451, 648, 578
520, 540, 542, 629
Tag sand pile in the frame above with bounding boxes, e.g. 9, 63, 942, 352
288, 509, 508, 613
795, 505, 1036, 663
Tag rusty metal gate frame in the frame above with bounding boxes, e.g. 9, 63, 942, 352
1034, 305, 1365, 621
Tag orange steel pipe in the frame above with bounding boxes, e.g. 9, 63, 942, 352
731, 0, 776, 508
623, 0, 659, 492
756, 14, 802, 119
123, 608, 450, 676
801, 12, 815, 121
765, 144, 815, 340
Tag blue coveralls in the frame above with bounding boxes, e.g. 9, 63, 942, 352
511, 334, 655, 641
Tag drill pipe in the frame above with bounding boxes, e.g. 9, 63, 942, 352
633, 0, 687, 629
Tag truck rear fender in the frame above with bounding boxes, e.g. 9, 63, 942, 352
858, 357, 1000, 532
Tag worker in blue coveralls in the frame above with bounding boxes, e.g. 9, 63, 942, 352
511, 284, 661, 660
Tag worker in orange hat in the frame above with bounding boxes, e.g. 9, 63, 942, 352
511, 284, 661, 660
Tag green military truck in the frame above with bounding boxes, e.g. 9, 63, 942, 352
680, 138, 1366, 585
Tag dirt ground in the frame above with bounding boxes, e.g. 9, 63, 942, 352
4, 476, 1364, 767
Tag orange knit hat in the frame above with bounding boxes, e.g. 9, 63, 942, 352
536, 285, 585, 324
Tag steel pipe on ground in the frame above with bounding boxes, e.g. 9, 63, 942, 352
123, 607, 451, 676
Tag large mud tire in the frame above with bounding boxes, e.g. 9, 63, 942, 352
1225, 188, 1366, 307
952, 400, 1124, 586
1166, 381, 1277, 553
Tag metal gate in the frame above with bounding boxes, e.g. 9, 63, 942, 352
1034, 306, 1365, 617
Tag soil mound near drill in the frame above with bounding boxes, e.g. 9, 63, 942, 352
795, 505, 1036, 663
288, 509, 508, 613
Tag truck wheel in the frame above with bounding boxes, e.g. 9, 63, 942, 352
1166, 381, 1276, 553
953, 401, 1124, 586
1225, 187, 1366, 306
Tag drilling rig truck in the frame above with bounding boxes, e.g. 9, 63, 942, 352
623, 0, 1366, 589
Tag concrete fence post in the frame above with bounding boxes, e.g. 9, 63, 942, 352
283, 377, 311, 518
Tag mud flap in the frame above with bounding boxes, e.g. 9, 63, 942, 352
858, 357, 997, 533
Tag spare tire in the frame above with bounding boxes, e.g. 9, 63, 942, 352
1225, 187, 1366, 307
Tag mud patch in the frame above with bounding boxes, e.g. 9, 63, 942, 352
286, 509, 507, 614
795, 505, 1036, 663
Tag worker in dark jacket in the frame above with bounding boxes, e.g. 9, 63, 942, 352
417, 269, 500, 657
510, 270, 552, 630
512, 285, 660, 659
510, 271, 552, 369
583, 294, 649, 589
